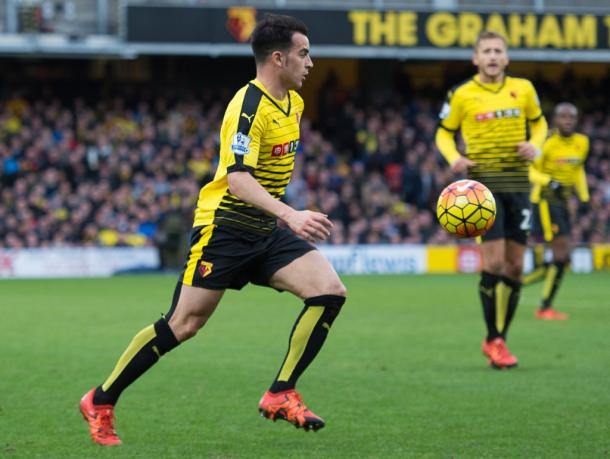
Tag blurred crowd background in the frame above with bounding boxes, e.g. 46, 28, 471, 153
1, 72, 609, 266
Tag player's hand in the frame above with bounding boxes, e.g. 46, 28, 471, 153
517, 141, 538, 160
450, 156, 476, 172
284, 210, 333, 243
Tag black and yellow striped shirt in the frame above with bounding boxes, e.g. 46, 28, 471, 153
438, 75, 544, 192
193, 79, 304, 233
530, 131, 589, 204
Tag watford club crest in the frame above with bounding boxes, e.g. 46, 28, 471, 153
226, 7, 257, 43
198, 260, 213, 278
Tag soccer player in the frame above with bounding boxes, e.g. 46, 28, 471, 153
526, 102, 589, 320
435, 31, 548, 369
80, 14, 347, 445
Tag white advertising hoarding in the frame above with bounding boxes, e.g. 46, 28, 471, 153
0, 247, 160, 278
318, 244, 427, 274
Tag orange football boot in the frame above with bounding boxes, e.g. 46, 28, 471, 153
535, 307, 569, 320
80, 388, 122, 446
482, 337, 518, 369
258, 389, 325, 432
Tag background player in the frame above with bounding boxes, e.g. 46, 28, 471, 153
527, 102, 589, 320
79, 14, 347, 445
435, 31, 548, 369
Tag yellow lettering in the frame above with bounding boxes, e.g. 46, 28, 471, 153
348, 11, 370, 45
508, 14, 537, 47
485, 14, 509, 40
538, 15, 563, 48
398, 12, 417, 46
605, 16, 610, 47
427, 13, 457, 47
458, 13, 483, 47
370, 12, 396, 45
563, 15, 596, 48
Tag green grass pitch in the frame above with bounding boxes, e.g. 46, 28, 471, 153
1, 273, 609, 458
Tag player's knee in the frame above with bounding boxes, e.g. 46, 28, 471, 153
170, 315, 207, 342
554, 250, 570, 264
485, 259, 504, 275
325, 278, 347, 298
506, 260, 524, 279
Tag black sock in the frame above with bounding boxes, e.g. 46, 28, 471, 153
479, 271, 501, 341
93, 318, 179, 406
541, 261, 567, 309
500, 276, 522, 340
269, 295, 345, 394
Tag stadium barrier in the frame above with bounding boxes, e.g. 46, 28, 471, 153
0, 245, 605, 279
0, 247, 159, 278
320, 244, 600, 274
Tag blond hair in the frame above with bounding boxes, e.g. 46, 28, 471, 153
475, 31, 508, 50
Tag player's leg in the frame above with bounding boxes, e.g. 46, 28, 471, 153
480, 239, 506, 342
93, 283, 223, 404
81, 224, 230, 445
537, 234, 570, 320
500, 239, 526, 338
479, 193, 521, 369
268, 250, 346, 392
523, 204, 549, 286
80, 283, 224, 445
258, 243, 346, 431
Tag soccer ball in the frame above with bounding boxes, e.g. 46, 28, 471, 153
436, 179, 496, 238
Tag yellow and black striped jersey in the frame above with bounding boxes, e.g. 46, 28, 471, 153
530, 131, 589, 204
193, 79, 304, 233
439, 75, 544, 192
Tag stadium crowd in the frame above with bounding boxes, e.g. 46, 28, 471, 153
1, 74, 609, 255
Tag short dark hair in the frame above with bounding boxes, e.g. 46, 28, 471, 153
251, 14, 308, 64
475, 30, 508, 50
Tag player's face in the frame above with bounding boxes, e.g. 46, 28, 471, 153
555, 108, 578, 136
281, 32, 313, 90
473, 38, 509, 83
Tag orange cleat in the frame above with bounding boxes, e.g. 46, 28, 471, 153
481, 337, 518, 369
258, 389, 325, 432
535, 307, 569, 320
80, 388, 122, 446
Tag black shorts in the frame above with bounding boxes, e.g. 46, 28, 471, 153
482, 192, 531, 245
181, 224, 315, 290
531, 200, 570, 242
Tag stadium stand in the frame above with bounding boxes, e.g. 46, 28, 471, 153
0, 73, 608, 252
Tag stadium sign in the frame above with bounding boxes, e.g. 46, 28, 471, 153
0, 247, 159, 278
125, 6, 610, 61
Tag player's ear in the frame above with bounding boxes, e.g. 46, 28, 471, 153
270, 50, 283, 68
472, 52, 478, 67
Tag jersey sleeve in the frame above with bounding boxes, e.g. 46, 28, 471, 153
438, 89, 463, 132
224, 85, 265, 174
574, 136, 590, 202
524, 81, 543, 121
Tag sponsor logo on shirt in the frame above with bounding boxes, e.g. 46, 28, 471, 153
475, 108, 521, 122
271, 139, 299, 157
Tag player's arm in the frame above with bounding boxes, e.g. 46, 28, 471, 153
435, 90, 475, 172
223, 103, 331, 243
517, 82, 548, 160
228, 172, 331, 242
574, 137, 590, 203
529, 163, 551, 187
